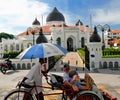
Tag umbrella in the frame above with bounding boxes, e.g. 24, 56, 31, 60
17, 43, 68, 60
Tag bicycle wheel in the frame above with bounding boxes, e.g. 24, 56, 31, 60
76, 91, 101, 100
4, 88, 33, 100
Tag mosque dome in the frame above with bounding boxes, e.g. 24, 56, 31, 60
32, 18, 40, 25
46, 7, 65, 22
90, 26, 101, 42
75, 19, 83, 26
36, 28, 48, 44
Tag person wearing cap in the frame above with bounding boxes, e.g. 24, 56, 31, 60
63, 64, 70, 82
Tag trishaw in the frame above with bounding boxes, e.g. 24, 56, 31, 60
4, 72, 117, 100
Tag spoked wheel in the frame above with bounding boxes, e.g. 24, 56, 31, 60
4, 89, 33, 100
76, 91, 101, 100
1, 67, 7, 74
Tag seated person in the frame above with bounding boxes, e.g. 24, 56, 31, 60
63, 64, 71, 82
69, 70, 83, 89
68, 70, 104, 100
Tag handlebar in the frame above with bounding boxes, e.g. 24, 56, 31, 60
16, 81, 35, 89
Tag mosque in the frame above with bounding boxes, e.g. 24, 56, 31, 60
0, 7, 120, 71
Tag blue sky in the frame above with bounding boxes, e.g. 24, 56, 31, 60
0, 0, 120, 35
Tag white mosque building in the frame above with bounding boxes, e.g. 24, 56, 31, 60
0, 7, 120, 71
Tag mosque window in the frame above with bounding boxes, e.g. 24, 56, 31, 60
10, 45, 14, 51
56, 37, 61, 46
91, 61, 95, 68
16, 44, 19, 50
91, 54, 95, 57
4, 45, 8, 51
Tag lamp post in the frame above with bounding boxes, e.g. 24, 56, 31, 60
27, 27, 35, 45
32, 30, 35, 45
97, 24, 110, 50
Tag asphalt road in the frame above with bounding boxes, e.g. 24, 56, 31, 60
0, 69, 120, 100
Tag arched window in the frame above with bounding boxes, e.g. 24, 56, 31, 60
109, 62, 113, 68
99, 61, 102, 68
27, 63, 31, 69
67, 37, 73, 51
114, 62, 118, 68
56, 37, 61, 46
17, 63, 21, 69
21, 43, 24, 51
10, 45, 14, 51
4, 45, 8, 51
91, 61, 95, 68
103, 61, 107, 68
22, 63, 26, 69
16, 44, 19, 51
81, 37, 85, 48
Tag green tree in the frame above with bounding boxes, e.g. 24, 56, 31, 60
0, 32, 15, 42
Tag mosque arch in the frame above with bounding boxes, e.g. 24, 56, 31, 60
56, 37, 61, 46
22, 63, 26, 69
114, 62, 118, 68
91, 61, 95, 68
32, 63, 35, 66
21, 43, 24, 51
16, 44, 19, 51
4, 45, 8, 51
17, 63, 21, 69
27, 63, 31, 69
67, 36, 76, 51
81, 37, 85, 48
27, 43, 32, 48
109, 62, 113, 68
99, 61, 102, 68
103, 61, 107, 68
10, 45, 14, 51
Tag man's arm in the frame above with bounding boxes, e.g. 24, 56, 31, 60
21, 77, 28, 82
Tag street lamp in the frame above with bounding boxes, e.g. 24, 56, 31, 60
97, 24, 110, 50
27, 27, 35, 45
32, 30, 35, 45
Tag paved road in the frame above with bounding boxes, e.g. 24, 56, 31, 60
0, 69, 120, 100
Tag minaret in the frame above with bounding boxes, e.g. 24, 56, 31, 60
89, 26, 102, 71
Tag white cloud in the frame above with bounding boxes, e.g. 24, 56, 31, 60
92, 0, 120, 26
0, 0, 50, 35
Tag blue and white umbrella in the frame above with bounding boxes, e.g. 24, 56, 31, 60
17, 43, 68, 60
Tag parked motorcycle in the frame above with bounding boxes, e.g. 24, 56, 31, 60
0, 58, 16, 74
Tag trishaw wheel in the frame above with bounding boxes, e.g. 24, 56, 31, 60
76, 91, 101, 100
1, 67, 7, 74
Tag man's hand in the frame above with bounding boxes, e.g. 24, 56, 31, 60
41, 70, 47, 76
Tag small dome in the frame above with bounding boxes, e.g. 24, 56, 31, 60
75, 19, 83, 26
46, 7, 65, 22
32, 18, 40, 25
36, 28, 48, 44
90, 26, 101, 42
